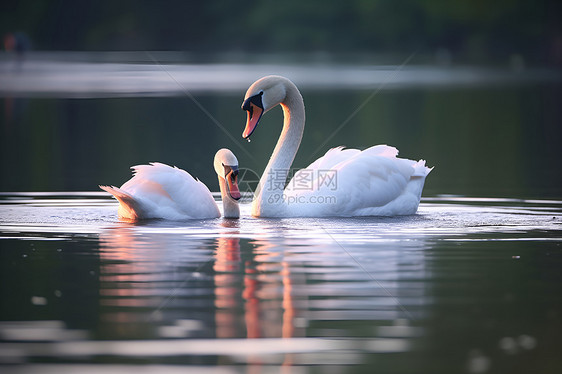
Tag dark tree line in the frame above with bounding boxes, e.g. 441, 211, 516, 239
1, 0, 561, 64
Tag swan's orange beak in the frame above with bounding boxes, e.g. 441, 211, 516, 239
242, 93, 264, 139
243, 103, 262, 139
225, 167, 241, 201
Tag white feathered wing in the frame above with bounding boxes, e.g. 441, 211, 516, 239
284, 145, 432, 217
100, 162, 220, 220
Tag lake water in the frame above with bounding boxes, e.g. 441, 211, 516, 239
1, 53, 562, 373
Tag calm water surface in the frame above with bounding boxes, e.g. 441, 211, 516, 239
0, 193, 561, 373
1, 54, 562, 373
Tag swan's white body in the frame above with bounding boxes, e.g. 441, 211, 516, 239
242, 75, 432, 217
100, 149, 240, 220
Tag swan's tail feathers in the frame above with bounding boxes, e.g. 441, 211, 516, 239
100, 185, 129, 200
99, 185, 142, 220
412, 160, 434, 177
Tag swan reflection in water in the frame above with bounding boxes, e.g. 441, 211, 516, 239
97, 217, 429, 366
213, 219, 301, 340
98, 220, 303, 348
212, 219, 302, 367
98, 222, 218, 338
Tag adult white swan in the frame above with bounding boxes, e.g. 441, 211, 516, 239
241, 75, 432, 217
100, 148, 241, 220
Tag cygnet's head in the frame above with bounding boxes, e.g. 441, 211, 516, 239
214, 148, 241, 201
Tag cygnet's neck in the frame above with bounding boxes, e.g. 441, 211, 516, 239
219, 177, 240, 218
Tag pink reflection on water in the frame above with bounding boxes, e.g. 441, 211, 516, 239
96, 218, 304, 372
212, 220, 300, 369
98, 224, 161, 308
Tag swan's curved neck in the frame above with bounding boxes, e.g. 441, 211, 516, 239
253, 82, 305, 216
219, 177, 240, 218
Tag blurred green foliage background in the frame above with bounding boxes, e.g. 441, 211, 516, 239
2, 0, 561, 64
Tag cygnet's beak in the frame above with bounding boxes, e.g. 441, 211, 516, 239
224, 165, 241, 200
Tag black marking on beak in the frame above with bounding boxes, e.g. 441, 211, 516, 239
222, 164, 238, 179
242, 91, 264, 113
